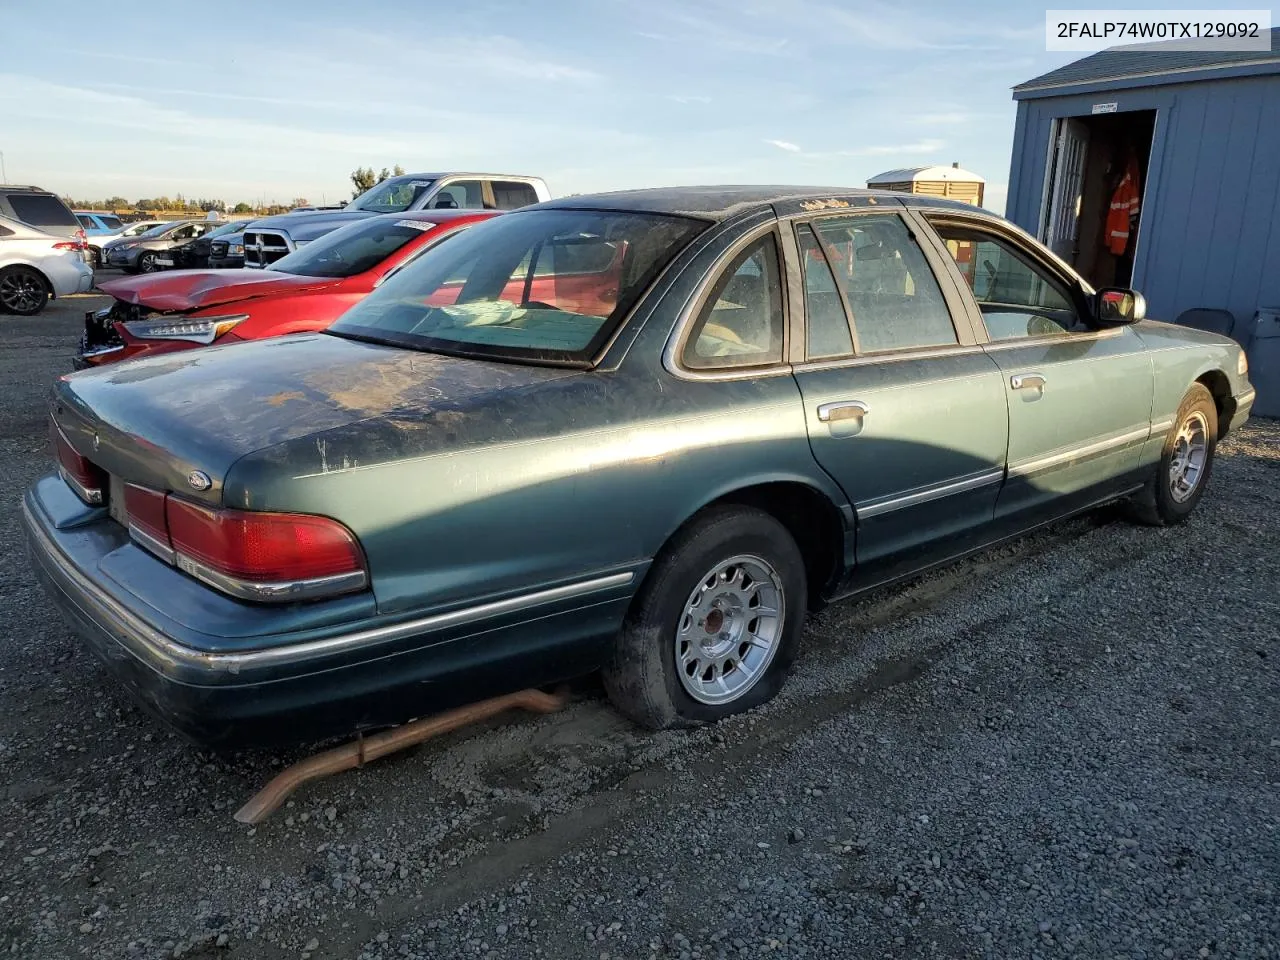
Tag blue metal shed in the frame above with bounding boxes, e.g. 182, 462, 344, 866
1005, 31, 1280, 414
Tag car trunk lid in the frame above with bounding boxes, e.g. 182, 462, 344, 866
51, 333, 583, 507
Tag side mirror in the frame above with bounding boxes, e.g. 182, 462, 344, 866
1095, 287, 1146, 324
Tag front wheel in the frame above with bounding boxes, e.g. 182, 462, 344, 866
0, 265, 50, 315
137, 252, 158, 273
1130, 383, 1218, 525
603, 506, 807, 729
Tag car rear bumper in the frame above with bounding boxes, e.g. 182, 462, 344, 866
23, 474, 634, 747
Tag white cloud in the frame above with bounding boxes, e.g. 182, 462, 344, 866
765, 139, 802, 152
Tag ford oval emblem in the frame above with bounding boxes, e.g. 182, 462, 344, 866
187, 470, 212, 491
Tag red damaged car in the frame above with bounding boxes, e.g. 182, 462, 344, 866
77, 209, 500, 367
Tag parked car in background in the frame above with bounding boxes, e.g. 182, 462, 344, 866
240, 173, 549, 267
103, 219, 222, 273
154, 220, 249, 270
0, 186, 85, 243
208, 227, 247, 269
0, 213, 93, 314
78, 209, 499, 366
75, 211, 129, 267
23, 186, 1255, 746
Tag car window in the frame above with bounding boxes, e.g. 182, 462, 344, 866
683, 233, 786, 370
168, 224, 198, 240
431, 181, 484, 210
101, 216, 124, 230
77, 215, 97, 229
932, 224, 1085, 341
7, 194, 79, 229
272, 218, 443, 279
810, 214, 956, 354
491, 181, 540, 210
329, 209, 706, 364
797, 224, 854, 359
350, 177, 436, 214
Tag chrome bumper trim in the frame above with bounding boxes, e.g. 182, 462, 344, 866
26, 497, 632, 675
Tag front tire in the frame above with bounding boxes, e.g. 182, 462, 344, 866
137, 252, 158, 273
603, 506, 807, 729
1130, 383, 1217, 525
0, 265, 50, 315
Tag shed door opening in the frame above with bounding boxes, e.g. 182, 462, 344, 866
1038, 109, 1156, 289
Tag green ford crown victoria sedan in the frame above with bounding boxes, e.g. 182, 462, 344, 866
25, 186, 1256, 747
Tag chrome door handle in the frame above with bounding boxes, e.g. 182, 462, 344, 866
1010, 373, 1046, 390
817, 400, 869, 423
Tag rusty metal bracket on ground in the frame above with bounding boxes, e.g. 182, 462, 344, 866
234, 687, 569, 824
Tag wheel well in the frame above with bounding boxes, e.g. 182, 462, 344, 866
0, 263, 53, 294
1195, 370, 1232, 439
706, 482, 844, 610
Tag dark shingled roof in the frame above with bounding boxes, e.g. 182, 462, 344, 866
1015, 28, 1280, 95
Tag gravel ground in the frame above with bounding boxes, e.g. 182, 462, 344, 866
2, 294, 1278, 960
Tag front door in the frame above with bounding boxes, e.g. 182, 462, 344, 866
929, 219, 1154, 518
787, 212, 1009, 571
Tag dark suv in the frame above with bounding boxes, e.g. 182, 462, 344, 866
0, 186, 84, 241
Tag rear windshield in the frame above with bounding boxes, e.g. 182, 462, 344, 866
100, 215, 124, 230
328, 209, 708, 364
348, 176, 436, 214
8, 194, 79, 228
271, 218, 442, 279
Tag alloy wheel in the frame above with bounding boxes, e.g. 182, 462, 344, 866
1169, 410, 1209, 503
0, 270, 46, 314
674, 554, 784, 705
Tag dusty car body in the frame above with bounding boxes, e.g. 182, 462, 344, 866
77, 210, 498, 367
24, 187, 1255, 747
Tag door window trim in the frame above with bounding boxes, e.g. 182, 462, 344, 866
780, 206, 982, 369
922, 211, 1099, 344
664, 220, 793, 382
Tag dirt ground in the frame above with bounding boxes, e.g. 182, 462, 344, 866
2, 292, 1277, 960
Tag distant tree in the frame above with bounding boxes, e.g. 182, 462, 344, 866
231, 202, 253, 214
291, 197, 310, 208
393, 164, 405, 177
106, 196, 129, 210
351, 166, 378, 197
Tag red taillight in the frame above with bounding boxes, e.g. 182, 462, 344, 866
123, 483, 169, 552
53, 241, 83, 251
165, 498, 366, 599
50, 420, 105, 504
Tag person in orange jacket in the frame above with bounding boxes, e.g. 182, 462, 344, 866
1107, 153, 1142, 256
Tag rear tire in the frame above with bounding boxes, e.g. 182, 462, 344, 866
603, 506, 807, 729
1130, 383, 1217, 525
0, 265, 50, 315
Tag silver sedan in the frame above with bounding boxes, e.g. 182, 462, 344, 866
0, 214, 94, 315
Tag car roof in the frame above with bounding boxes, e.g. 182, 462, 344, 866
537, 185, 986, 221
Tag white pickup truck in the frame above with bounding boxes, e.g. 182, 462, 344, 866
240, 173, 551, 268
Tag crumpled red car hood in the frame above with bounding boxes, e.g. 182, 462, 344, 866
98, 270, 343, 312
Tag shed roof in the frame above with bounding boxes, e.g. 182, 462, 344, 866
1015, 28, 1280, 97
866, 165, 985, 185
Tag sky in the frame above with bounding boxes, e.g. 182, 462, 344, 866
0, 0, 1093, 214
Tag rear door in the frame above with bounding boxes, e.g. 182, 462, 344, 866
927, 214, 1154, 518
785, 208, 1009, 572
